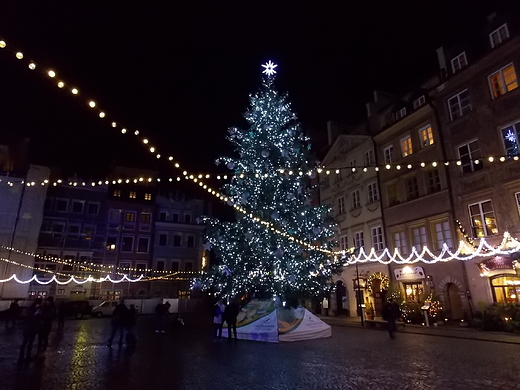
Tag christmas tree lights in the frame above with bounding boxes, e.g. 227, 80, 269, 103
200, 63, 342, 299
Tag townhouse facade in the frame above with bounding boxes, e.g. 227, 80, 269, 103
321, 12, 520, 320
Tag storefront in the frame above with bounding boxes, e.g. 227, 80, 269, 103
394, 266, 426, 302
478, 256, 520, 304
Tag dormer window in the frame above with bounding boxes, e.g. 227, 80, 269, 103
395, 107, 407, 120
451, 52, 467, 73
489, 23, 509, 48
413, 95, 426, 109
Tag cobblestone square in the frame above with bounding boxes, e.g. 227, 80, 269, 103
1, 315, 519, 390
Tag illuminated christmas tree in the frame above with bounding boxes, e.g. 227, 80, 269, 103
200, 61, 341, 300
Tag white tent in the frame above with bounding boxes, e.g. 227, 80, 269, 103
223, 300, 331, 343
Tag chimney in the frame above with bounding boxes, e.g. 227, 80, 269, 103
436, 46, 447, 76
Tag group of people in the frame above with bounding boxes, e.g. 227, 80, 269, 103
213, 297, 241, 342
18, 296, 57, 362
107, 301, 138, 347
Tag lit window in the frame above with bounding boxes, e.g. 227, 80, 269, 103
337, 197, 346, 214
406, 177, 419, 201
367, 182, 379, 203
383, 145, 394, 164
144, 193, 152, 201
371, 226, 384, 251
129, 191, 137, 199
401, 136, 413, 157
395, 107, 407, 120
489, 23, 509, 48
113, 189, 121, 197
469, 200, 497, 237
393, 231, 407, 254
451, 52, 467, 73
106, 237, 117, 250
502, 122, 520, 158
434, 221, 452, 250
488, 63, 517, 99
354, 231, 364, 249
413, 95, 426, 109
364, 149, 375, 166
427, 169, 441, 193
412, 226, 427, 250
458, 140, 483, 174
125, 212, 136, 222
448, 89, 472, 121
351, 190, 361, 209
418, 125, 434, 147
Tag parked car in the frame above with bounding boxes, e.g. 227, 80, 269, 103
91, 301, 119, 317
60, 300, 92, 319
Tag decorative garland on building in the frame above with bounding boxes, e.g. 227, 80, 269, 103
366, 272, 390, 294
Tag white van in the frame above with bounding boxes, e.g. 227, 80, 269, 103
91, 301, 119, 317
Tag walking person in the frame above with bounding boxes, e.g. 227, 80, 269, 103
382, 298, 400, 339
125, 304, 138, 346
5, 299, 20, 328
18, 298, 43, 362
213, 298, 225, 341
37, 296, 57, 354
107, 300, 128, 348
224, 297, 240, 342
155, 301, 170, 333
57, 301, 66, 329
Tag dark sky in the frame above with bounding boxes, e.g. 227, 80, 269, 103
0, 1, 509, 180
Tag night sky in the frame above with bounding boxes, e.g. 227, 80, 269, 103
0, 1, 510, 181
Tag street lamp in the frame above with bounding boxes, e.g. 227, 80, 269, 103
351, 247, 366, 327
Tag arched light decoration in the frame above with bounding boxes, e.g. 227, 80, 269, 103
15, 52, 23, 59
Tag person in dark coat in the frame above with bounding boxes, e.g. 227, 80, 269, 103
57, 301, 66, 329
18, 298, 43, 362
37, 296, 56, 354
107, 300, 128, 347
382, 298, 400, 339
224, 298, 240, 342
5, 299, 20, 328
155, 301, 170, 333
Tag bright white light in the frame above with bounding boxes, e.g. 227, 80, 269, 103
99, 112, 105, 118
57, 81, 65, 88
15, 52, 23, 59
261, 60, 278, 76
71, 88, 79, 95
0, 41, 6, 48
28, 63, 36, 70
48, 70, 56, 78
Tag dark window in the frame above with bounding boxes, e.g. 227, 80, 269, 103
406, 177, 419, 201
137, 237, 149, 253
157, 261, 165, 272
427, 170, 441, 193
55, 199, 68, 212
159, 233, 168, 246
187, 236, 195, 247
458, 140, 483, 174
159, 212, 167, 222
44, 199, 52, 210
184, 214, 191, 224
185, 262, 193, 272
173, 235, 182, 247
87, 202, 100, 215
121, 236, 134, 252
71, 200, 84, 213
172, 262, 179, 272
171, 213, 179, 223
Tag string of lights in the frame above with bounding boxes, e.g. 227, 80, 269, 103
2, 39, 520, 263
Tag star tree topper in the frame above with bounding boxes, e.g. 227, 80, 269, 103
262, 60, 278, 77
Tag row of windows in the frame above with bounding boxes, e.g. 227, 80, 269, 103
157, 232, 196, 247
46, 198, 100, 215
336, 182, 379, 214
393, 221, 452, 254
158, 211, 192, 224
113, 189, 152, 201
106, 236, 151, 253
383, 124, 434, 164
338, 226, 385, 252
155, 259, 193, 272
386, 169, 442, 206
41, 220, 96, 240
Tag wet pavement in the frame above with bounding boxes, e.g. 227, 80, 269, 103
1, 314, 519, 390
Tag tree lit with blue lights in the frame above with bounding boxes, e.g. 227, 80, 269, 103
200, 62, 341, 300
